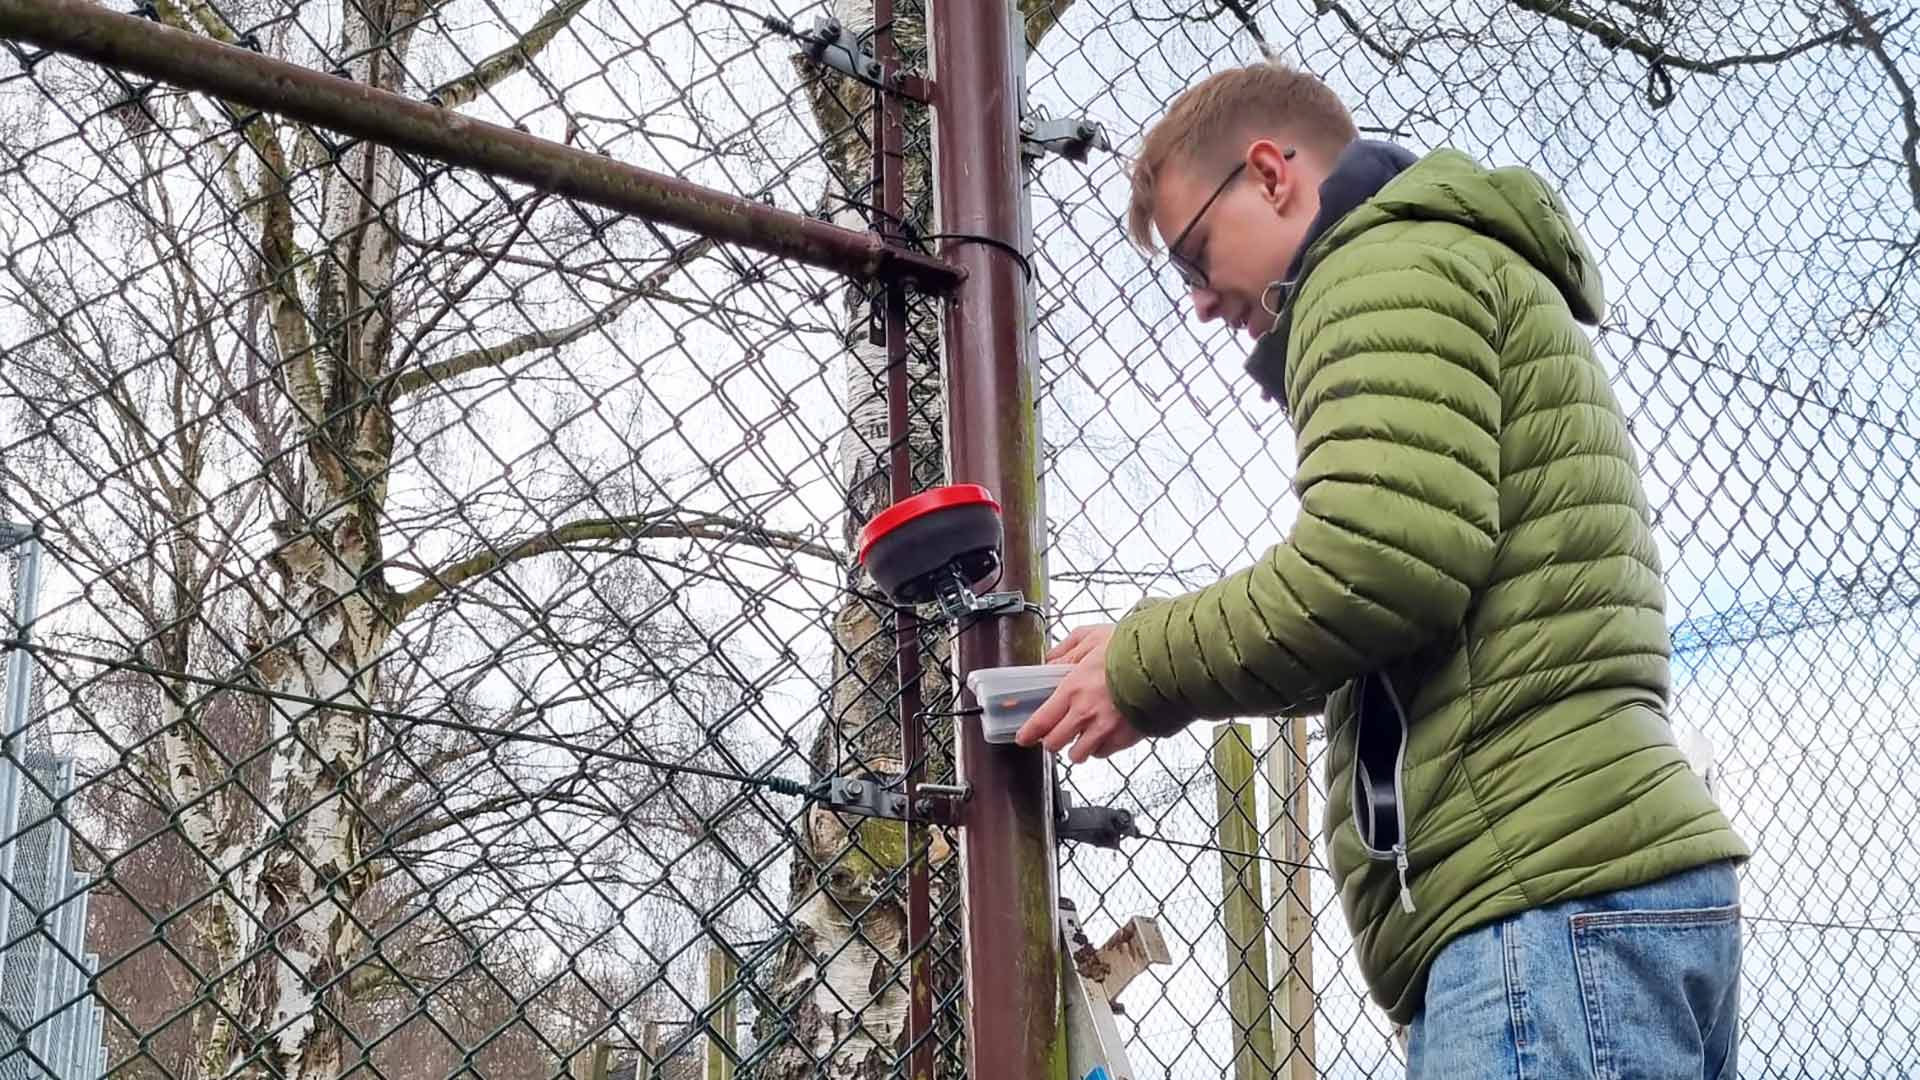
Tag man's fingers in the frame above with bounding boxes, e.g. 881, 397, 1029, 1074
1042, 700, 1090, 754
1068, 727, 1107, 765
1045, 627, 1089, 663
1069, 714, 1126, 764
1015, 686, 1069, 746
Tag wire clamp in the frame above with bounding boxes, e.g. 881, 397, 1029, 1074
1020, 116, 1111, 164
793, 17, 933, 100
815, 776, 970, 827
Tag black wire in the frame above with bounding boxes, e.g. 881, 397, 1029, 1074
13, 641, 1341, 871
917, 706, 983, 719
979, 562, 1004, 594
1144, 833, 1328, 874
920, 233, 1034, 283
10, 639, 815, 798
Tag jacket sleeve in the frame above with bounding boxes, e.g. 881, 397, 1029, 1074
1106, 243, 1504, 735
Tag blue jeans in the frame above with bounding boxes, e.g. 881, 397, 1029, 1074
1407, 860, 1742, 1079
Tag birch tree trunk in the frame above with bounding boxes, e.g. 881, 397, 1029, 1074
215, 1, 413, 1072
133, 0, 614, 1073
754, 1, 1071, 1074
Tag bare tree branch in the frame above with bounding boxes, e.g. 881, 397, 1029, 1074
390, 234, 717, 398
1834, 0, 1920, 213
1508, 0, 1874, 75
1596, 0, 1666, 19
397, 510, 840, 617
1308, 0, 1479, 67
390, 192, 545, 377
388, 292, 642, 397
385, 779, 593, 850
147, 0, 294, 195
431, 0, 594, 111
147, 0, 317, 426
1218, 0, 1277, 56
170, 96, 256, 223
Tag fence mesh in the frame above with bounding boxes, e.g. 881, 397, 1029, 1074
1027, 0, 1918, 1077
0, 0, 970, 1074
1, 0, 1916, 1076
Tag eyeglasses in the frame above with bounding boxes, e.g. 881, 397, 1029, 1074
1164, 147, 1294, 292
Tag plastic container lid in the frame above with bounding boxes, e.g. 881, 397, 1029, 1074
965, 664, 1073, 744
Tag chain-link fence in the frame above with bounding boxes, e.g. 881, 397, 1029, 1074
0, 0, 983, 1073
1, 0, 1917, 1076
1027, 0, 1919, 1077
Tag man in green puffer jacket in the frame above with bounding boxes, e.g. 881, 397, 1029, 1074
1017, 61, 1750, 1077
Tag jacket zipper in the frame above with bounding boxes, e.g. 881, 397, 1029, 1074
1352, 672, 1416, 914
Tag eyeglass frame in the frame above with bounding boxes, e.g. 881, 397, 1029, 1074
1164, 145, 1296, 292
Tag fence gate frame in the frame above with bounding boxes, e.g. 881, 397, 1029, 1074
0, 0, 1067, 1074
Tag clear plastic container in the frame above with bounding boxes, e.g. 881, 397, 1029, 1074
965, 664, 1074, 744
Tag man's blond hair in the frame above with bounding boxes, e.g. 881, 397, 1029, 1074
1127, 61, 1358, 250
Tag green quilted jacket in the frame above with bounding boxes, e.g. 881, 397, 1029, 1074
1105, 148, 1749, 1023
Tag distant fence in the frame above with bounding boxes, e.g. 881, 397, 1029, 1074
3, 528, 107, 1080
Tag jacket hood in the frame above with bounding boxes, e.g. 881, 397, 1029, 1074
1246, 147, 1607, 399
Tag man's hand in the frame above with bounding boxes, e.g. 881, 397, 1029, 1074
1015, 624, 1149, 764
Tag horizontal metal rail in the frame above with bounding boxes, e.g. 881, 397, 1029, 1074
0, 0, 964, 292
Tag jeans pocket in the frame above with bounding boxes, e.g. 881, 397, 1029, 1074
1572, 904, 1742, 1080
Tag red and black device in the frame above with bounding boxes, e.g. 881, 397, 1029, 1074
856, 484, 1029, 621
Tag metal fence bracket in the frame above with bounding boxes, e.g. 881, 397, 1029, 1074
1056, 788, 1141, 849
1020, 116, 1111, 165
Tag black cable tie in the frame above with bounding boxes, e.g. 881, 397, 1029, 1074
924, 232, 1034, 283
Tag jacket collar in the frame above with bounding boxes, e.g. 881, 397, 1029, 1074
1245, 140, 1418, 402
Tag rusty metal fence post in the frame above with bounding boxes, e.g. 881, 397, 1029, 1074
928, 0, 1064, 1076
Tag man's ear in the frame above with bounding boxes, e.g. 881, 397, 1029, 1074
1246, 139, 1297, 213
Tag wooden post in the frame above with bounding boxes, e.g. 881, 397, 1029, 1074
567, 1034, 611, 1080
707, 946, 738, 1080
1213, 722, 1277, 1079
1268, 714, 1317, 1080
637, 1020, 660, 1080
